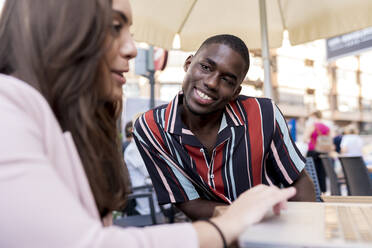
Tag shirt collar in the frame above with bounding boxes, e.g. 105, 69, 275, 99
165, 92, 244, 136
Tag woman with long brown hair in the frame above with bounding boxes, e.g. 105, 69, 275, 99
0, 0, 295, 247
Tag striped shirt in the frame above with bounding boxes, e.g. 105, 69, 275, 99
133, 93, 305, 205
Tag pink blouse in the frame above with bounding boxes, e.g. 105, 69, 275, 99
0, 74, 198, 248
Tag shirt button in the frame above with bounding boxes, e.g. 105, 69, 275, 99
200, 148, 203, 152
210, 174, 214, 179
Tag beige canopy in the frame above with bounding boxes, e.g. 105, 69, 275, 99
131, 0, 372, 51
131, 0, 372, 98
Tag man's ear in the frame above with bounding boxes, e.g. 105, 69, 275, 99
232, 85, 242, 100
183, 55, 193, 72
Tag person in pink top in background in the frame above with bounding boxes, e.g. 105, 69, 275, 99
304, 110, 331, 193
0, 0, 296, 247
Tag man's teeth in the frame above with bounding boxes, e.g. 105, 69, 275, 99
197, 89, 212, 100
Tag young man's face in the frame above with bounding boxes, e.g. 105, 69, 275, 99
182, 43, 246, 116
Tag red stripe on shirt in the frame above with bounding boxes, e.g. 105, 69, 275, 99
185, 144, 209, 182
243, 99, 263, 186
164, 101, 172, 130
144, 110, 167, 151
213, 143, 225, 195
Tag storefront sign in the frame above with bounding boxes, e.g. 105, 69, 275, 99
326, 27, 372, 61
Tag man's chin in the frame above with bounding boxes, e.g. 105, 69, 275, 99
188, 107, 205, 116
185, 102, 219, 116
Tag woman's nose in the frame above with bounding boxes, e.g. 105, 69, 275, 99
120, 35, 137, 60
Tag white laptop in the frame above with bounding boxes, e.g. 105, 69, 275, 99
238, 202, 372, 248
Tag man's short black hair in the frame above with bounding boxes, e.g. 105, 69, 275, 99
196, 34, 250, 75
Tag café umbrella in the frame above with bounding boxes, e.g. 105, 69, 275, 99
130, 0, 372, 98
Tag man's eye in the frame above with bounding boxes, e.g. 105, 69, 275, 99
222, 77, 235, 86
200, 64, 211, 71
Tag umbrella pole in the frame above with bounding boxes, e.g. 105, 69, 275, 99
259, 0, 273, 99
148, 46, 155, 109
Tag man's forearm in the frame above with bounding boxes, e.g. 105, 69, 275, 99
175, 198, 228, 220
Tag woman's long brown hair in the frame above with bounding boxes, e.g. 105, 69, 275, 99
0, 0, 129, 217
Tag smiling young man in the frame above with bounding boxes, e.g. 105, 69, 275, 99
133, 34, 315, 220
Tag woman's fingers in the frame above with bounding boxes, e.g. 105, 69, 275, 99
273, 201, 287, 215
211, 185, 297, 245
270, 187, 296, 215
277, 187, 296, 201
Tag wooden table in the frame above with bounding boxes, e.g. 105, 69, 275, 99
322, 195, 372, 204
238, 202, 372, 248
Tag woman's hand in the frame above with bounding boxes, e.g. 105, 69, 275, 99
212, 185, 296, 245
194, 185, 296, 248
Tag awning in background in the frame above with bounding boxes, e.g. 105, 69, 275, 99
131, 0, 372, 98
131, 0, 372, 51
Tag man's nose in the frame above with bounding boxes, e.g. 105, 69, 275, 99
204, 74, 219, 90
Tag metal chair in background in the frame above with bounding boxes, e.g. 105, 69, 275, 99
319, 155, 342, 196
114, 185, 165, 227
338, 156, 372, 196
305, 157, 322, 202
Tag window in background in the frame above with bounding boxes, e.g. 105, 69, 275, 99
336, 68, 359, 112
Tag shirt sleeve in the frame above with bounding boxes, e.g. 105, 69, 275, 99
0, 77, 199, 248
267, 103, 306, 186
133, 111, 200, 205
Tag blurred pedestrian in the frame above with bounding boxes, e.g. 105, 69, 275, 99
341, 124, 363, 156
304, 110, 332, 192
124, 114, 160, 215
333, 126, 344, 154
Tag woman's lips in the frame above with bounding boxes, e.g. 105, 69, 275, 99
112, 71, 126, 85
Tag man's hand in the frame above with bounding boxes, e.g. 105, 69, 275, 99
175, 198, 228, 220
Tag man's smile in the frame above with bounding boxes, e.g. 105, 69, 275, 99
193, 88, 216, 105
